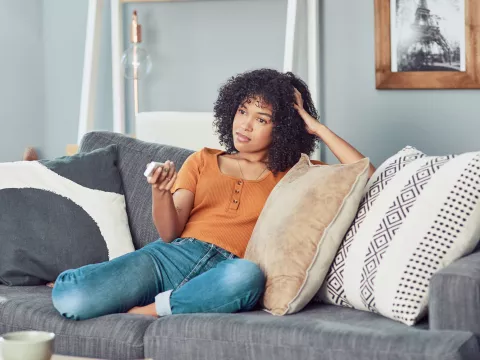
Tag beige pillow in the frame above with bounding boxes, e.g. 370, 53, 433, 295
244, 155, 370, 315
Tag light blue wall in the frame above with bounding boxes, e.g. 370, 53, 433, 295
43, 0, 88, 159
2, 0, 478, 162
319, 0, 479, 166
38, 0, 288, 158
121, 0, 287, 135
0, 0, 45, 162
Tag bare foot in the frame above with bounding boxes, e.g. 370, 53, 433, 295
46, 282, 55, 288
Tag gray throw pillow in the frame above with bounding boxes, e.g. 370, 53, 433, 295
0, 145, 135, 286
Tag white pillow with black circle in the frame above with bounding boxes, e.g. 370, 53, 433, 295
0, 145, 135, 286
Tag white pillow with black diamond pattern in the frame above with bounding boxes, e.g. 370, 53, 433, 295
317, 146, 480, 325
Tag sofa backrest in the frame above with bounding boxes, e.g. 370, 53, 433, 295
79, 131, 194, 249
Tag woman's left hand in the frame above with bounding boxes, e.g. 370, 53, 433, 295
127, 303, 158, 317
293, 87, 321, 135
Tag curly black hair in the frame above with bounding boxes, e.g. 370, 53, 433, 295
213, 68, 319, 174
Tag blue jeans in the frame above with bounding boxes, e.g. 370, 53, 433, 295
52, 238, 265, 320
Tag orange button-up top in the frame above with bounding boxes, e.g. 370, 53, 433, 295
171, 148, 325, 258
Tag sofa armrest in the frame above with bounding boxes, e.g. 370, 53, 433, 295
429, 251, 480, 336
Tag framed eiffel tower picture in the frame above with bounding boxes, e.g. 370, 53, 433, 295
375, 0, 480, 89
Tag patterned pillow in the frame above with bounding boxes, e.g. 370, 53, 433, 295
0, 145, 135, 286
318, 146, 480, 325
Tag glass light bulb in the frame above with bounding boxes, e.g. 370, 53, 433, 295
121, 43, 152, 80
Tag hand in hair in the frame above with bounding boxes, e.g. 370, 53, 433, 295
293, 87, 321, 135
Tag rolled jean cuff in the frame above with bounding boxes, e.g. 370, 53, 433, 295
155, 289, 173, 316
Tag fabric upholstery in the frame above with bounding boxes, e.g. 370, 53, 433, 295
79, 131, 194, 249
320, 146, 480, 325
429, 250, 480, 337
0, 285, 155, 360
0, 132, 471, 360
0, 145, 134, 286
144, 303, 479, 360
245, 156, 370, 315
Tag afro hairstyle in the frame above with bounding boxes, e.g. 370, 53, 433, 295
213, 68, 319, 174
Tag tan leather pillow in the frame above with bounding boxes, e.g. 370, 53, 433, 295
244, 155, 370, 315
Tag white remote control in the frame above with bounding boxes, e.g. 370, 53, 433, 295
144, 162, 165, 177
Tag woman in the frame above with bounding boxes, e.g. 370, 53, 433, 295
51, 69, 375, 320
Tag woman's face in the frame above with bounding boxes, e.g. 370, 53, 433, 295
232, 97, 273, 154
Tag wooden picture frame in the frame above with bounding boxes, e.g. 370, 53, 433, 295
375, 0, 480, 89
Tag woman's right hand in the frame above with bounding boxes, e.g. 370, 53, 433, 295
147, 160, 177, 193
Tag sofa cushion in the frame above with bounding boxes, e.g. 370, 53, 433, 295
0, 285, 155, 360
144, 304, 479, 360
0, 145, 134, 286
245, 156, 369, 315
320, 146, 480, 325
79, 131, 194, 249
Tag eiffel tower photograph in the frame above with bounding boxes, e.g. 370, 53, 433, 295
392, 0, 465, 72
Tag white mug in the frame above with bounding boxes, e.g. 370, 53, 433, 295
0, 331, 55, 360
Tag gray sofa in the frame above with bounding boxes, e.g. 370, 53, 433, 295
1, 131, 480, 360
